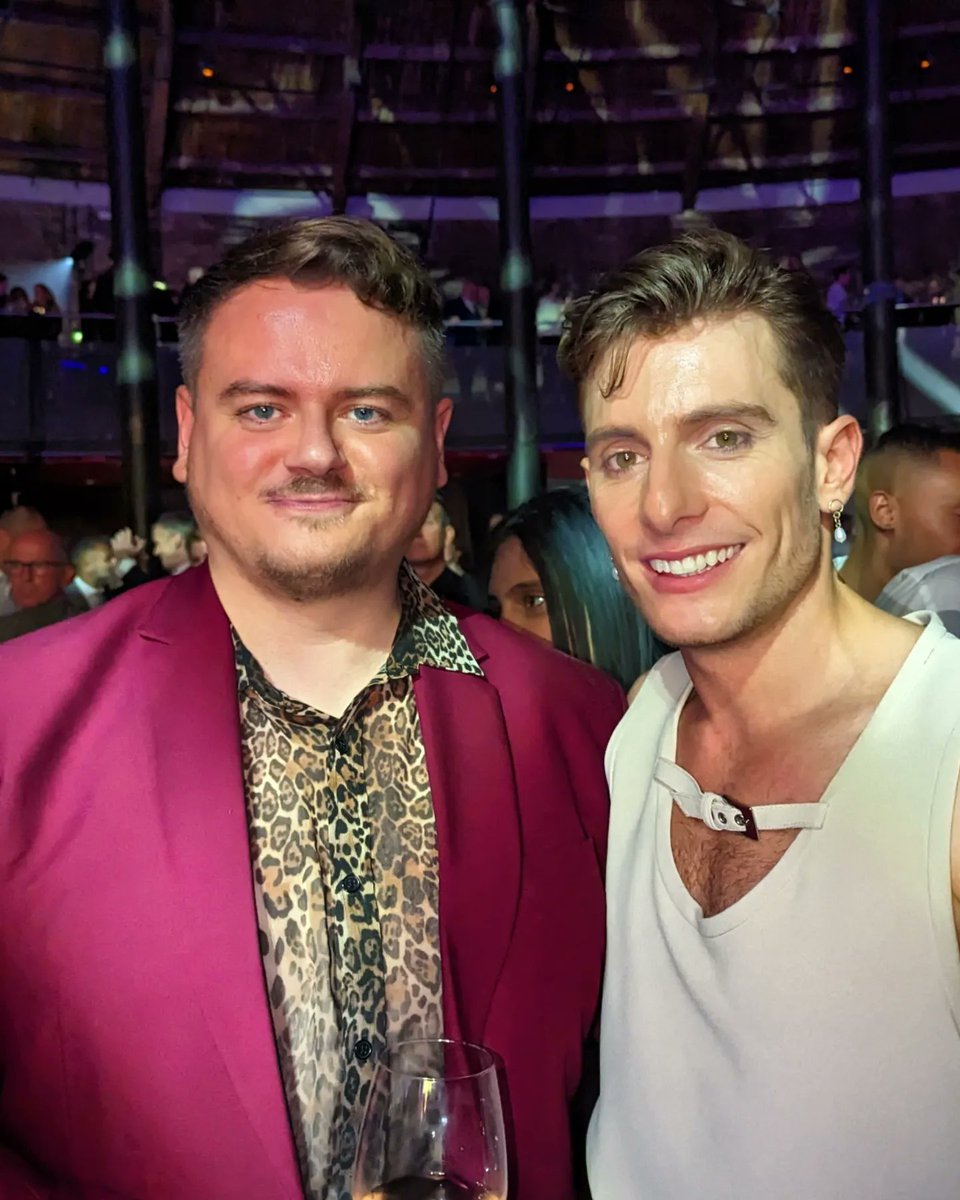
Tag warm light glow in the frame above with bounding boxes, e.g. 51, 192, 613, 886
921, 58, 931, 69
489, 83, 498, 94
565, 81, 575, 93
201, 66, 214, 79
842, 65, 853, 75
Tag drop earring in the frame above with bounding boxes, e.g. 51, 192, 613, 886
611, 561, 620, 582
829, 499, 847, 544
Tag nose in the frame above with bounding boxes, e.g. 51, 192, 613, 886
639, 448, 707, 535
283, 409, 346, 477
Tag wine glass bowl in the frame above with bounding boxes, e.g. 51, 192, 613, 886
352, 1039, 508, 1200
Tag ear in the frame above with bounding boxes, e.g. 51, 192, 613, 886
173, 386, 195, 486
433, 395, 454, 490
814, 414, 862, 511
868, 489, 898, 533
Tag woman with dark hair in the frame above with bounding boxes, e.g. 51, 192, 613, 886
488, 485, 666, 690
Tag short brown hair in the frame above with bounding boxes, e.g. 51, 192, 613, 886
178, 216, 446, 399
558, 229, 844, 443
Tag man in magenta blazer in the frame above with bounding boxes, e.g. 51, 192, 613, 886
0, 218, 622, 1199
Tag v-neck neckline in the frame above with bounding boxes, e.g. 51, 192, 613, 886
654, 613, 944, 936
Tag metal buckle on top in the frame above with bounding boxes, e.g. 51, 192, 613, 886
702, 791, 760, 841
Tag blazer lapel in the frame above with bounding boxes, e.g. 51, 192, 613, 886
415, 660, 522, 1043
138, 567, 301, 1193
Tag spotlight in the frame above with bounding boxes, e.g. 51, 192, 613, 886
70, 329, 84, 345
153, 280, 168, 291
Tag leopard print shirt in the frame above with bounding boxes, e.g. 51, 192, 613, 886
235, 564, 483, 1200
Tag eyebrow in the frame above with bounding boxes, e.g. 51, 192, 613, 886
584, 404, 777, 453
218, 380, 296, 403
585, 425, 642, 453
678, 403, 777, 430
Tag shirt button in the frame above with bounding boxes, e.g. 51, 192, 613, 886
354, 1038, 374, 1063
342, 873, 362, 894
334, 733, 350, 754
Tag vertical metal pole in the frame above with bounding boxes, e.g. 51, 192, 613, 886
491, 0, 540, 507
860, 0, 900, 437
102, 0, 161, 541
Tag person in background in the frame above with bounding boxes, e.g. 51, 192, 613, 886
0, 529, 85, 641
66, 536, 117, 610
6, 287, 29, 316
152, 510, 197, 575
839, 424, 960, 617
31, 284, 60, 316
826, 264, 854, 324
0, 506, 47, 615
536, 274, 569, 335
406, 495, 489, 610
488, 486, 666, 690
187, 529, 209, 566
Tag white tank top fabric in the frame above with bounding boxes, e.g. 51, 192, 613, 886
588, 613, 960, 1200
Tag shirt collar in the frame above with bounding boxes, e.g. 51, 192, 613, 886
234, 561, 483, 717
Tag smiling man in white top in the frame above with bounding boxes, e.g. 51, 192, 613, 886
559, 229, 960, 1199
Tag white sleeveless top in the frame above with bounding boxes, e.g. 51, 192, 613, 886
588, 614, 960, 1200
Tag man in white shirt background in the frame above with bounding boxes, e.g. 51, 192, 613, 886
839, 423, 960, 628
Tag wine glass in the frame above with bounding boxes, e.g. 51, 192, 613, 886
352, 1038, 508, 1200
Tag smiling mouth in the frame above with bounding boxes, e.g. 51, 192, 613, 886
646, 544, 744, 578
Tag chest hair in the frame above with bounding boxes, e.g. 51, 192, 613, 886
672, 705, 871, 917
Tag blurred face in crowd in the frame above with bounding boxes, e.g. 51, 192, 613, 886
490, 536, 552, 644
5, 530, 73, 609
407, 500, 447, 569
77, 541, 116, 588
188, 535, 208, 566
151, 525, 190, 573
880, 448, 960, 574
174, 280, 452, 602
582, 314, 857, 650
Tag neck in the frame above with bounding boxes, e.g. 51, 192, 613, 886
208, 553, 403, 717
680, 554, 873, 739
412, 557, 446, 587
838, 534, 892, 601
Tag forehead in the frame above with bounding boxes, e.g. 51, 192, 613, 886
492, 535, 539, 583
899, 449, 960, 494
582, 314, 793, 432
199, 279, 423, 390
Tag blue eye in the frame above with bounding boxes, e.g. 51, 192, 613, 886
350, 406, 381, 424
242, 404, 278, 422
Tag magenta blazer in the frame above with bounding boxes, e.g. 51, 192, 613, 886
0, 565, 623, 1199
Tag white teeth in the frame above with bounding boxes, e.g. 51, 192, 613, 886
648, 544, 742, 576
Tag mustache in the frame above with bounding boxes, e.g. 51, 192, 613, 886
263, 476, 366, 503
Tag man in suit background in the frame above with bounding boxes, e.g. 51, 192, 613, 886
66, 536, 117, 610
0, 217, 622, 1200
0, 529, 85, 642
